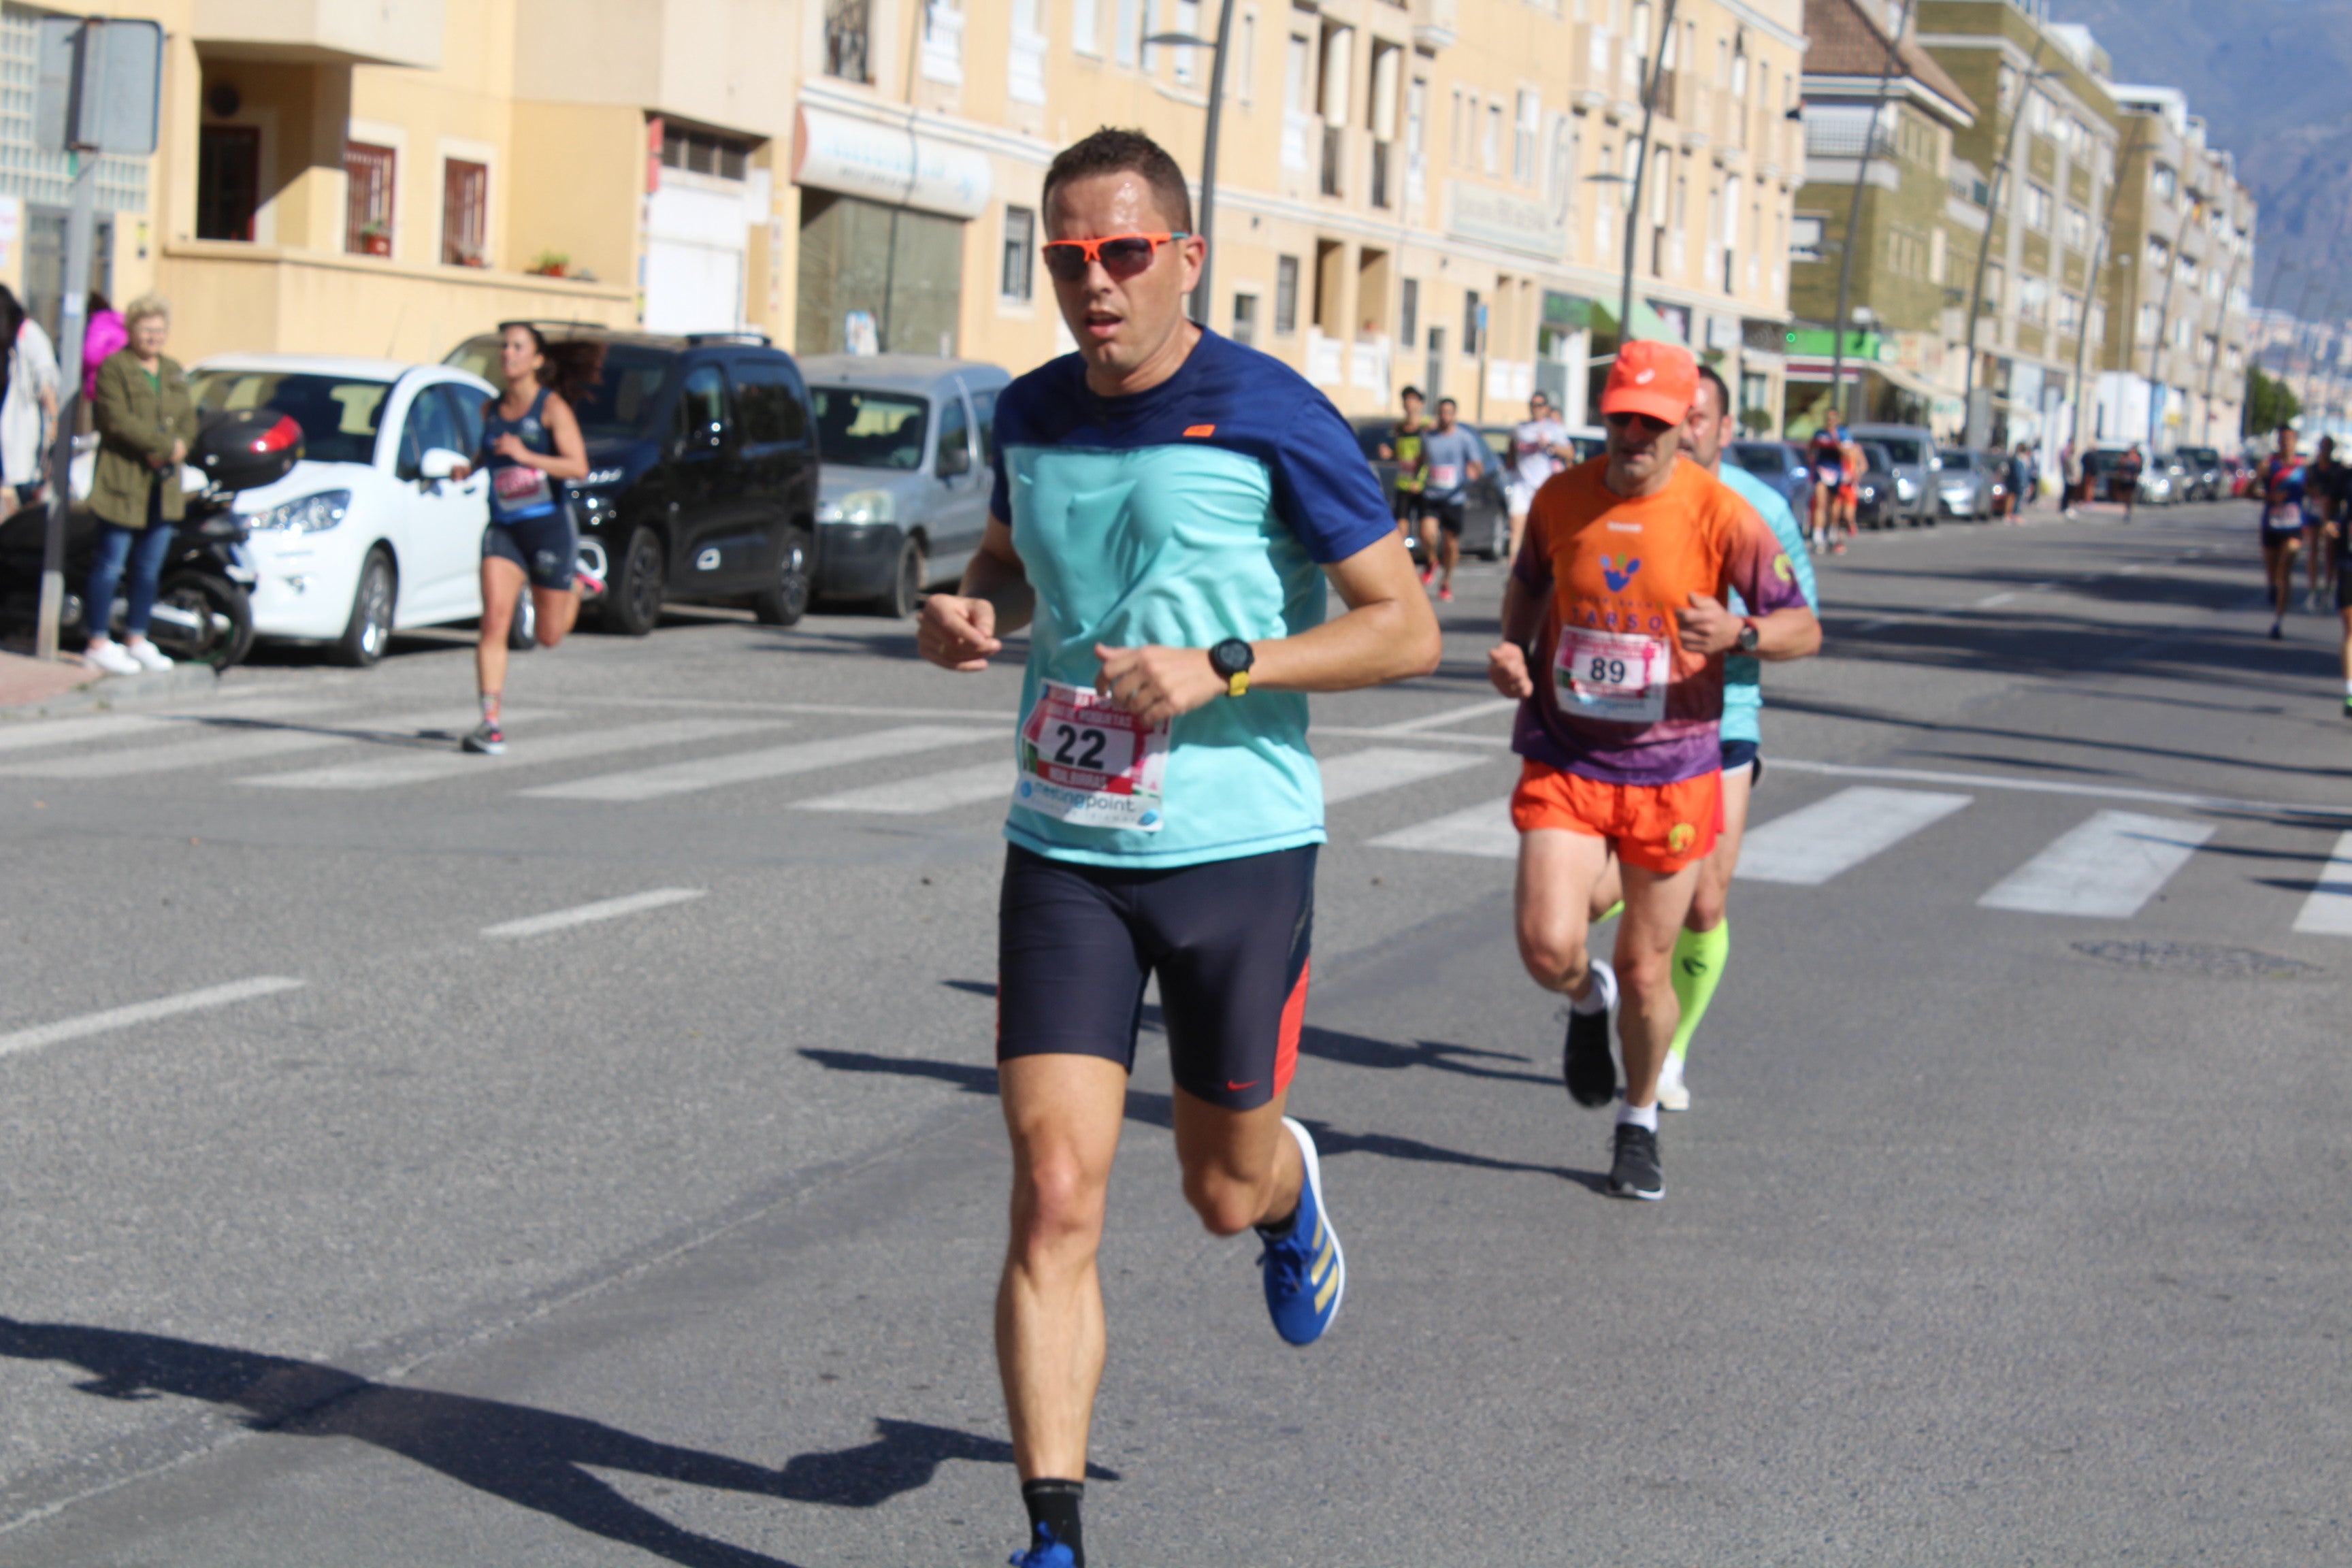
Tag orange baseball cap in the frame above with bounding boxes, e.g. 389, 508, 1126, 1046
1600, 340, 1699, 425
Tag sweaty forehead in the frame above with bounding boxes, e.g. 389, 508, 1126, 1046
1046, 172, 1177, 239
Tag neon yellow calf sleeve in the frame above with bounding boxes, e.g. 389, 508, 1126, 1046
1668, 920, 1729, 1061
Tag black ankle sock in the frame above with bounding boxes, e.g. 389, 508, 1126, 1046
1022, 1477, 1084, 1565
1254, 1206, 1299, 1241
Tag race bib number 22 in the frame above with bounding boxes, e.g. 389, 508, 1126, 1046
1015, 680, 1170, 831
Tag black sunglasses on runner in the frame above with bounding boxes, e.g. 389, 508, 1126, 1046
1039, 232, 1190, 284
1603, 410, 1676, 435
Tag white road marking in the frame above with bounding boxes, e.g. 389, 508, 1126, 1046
0, 977, 306, 1063
242, 717, 786, 790
1769, 758, 2352, 822
1855, 616, 1900, 633
587, 695, 1022, 722
1737, 787, 1974, 886
1368, 796, 1518, 859
2292, 831, 2352, 936
1313, 725, 1512, 747
0, 699, 338, 757
1371, 698, 1522, 735
1977, 811, 2215, 918
481, 887, 707, 940
0, 707, 546, 780
521, 725, 999, 802
1971, 591, 2019, 608
1318, 746, 1492, 803
797, 760, 1013, 815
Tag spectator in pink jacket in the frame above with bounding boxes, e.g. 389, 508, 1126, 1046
81, 292, 126, 402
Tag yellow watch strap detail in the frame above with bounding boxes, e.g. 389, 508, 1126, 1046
1227, 670, 1250, 698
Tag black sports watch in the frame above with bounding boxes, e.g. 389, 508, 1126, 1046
1735, 619, 1761, 655
1208, 638, 1256, 697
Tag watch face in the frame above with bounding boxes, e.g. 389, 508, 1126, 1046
1211, 638, 1254, 676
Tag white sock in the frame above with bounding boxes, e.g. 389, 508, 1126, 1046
1617, 1100, 1660, 1132
1656, 1051, 1686, 1093
1570, 958, 1616, 1015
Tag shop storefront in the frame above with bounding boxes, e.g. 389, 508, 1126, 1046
791, 103, 990, 358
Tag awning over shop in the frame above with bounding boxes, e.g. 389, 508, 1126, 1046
793, 104, 992, 220
1589, 295, 1688, 345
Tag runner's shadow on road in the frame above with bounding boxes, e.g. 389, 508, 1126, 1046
0, 1317, 1071, 1568
798, 1050, 1596, 1186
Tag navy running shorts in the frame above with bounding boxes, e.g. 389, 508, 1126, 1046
483, 508, 579, 591
1720, 737, 1762, 783
996, 843, 1316, 1112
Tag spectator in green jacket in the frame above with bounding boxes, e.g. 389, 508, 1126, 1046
83, 293, 196, 675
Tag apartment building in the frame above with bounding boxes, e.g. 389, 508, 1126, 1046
0, 0, 1804, 424
2093, 82, 2255, 453
1784, 0, 1981, 437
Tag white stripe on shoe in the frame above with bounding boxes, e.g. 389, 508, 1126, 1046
1976, 810, 2215, 918
1736, 787, 1974, 886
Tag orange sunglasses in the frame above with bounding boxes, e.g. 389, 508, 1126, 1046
1039, 231, 1192, 283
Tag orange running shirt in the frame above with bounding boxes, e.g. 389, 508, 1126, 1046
1509, 455, 1807, 785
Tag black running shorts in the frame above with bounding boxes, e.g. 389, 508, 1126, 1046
483, 509, 580, 591
1719, 737, 1763, 784
1424, 497, 1467, 536
997, 843, 1316, 1112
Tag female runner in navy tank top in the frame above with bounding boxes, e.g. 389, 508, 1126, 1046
455, 322, 600, 754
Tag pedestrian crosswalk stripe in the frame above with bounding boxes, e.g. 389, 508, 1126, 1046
2291, 830, 2352, 936
519, 725, 1000, 802
0, 699, 340, 757
1368, 796, 1518, 859
1736, 786, 1974, 886
480, 887, 706, 939
0, 706, 548, 780
242, 717, 787, 790
796, 759, 1011, 815
1977, 810, 2215, 918
1318, 746, 1492, 804
0, 976, 306, 1062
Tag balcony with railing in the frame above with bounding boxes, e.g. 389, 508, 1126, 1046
1806, 108, 1893, 160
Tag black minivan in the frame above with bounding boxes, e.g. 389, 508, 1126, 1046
444, 325, 820, 632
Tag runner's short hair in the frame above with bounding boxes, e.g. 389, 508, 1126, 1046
1401, 385, 1424, 402
1043, 129, 1193, 234
1693, 363, 1731, 418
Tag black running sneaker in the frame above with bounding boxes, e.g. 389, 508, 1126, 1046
1563, 1001, 1617, 1109
1607, 1124, 1664, 1200
461, 719, 506, 755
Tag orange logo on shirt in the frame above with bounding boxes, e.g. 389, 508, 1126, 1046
1184, 424, 1216, 438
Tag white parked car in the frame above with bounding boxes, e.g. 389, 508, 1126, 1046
189, 355, 501, 665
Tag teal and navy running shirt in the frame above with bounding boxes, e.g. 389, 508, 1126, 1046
1717, 463, 1818, 747
989, 329, 1396, 869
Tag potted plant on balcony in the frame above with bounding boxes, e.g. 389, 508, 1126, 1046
359, 220, 391, 257
456, 245, 487, 269
528, 251, 570, 278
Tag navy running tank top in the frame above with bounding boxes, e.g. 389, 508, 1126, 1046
483, 385, 559, 523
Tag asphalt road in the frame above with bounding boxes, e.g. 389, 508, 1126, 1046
2, 500, 2347, 1566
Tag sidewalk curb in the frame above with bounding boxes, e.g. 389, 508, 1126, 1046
0, 660, 227, 721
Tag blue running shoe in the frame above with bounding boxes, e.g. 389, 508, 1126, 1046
1010, 1522, 1077, 1567
1259, 1117, 1345, 1345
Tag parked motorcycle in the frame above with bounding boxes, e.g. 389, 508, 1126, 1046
0, 410, 302, 670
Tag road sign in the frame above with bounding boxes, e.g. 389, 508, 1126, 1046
33, 17, 162, 155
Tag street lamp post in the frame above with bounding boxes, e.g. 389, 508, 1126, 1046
1827, 0, 1916, 426
1615, 0, 1680, 355
2067, 138, 2149, 458
1146, 0, 1237, 329
2144, 193, 2198, 453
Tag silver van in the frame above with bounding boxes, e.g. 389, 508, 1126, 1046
800, 354, 1014, 616
1846, 423, 1938, 527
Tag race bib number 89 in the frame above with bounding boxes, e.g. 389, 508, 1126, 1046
1015, 680, 1171, 831
1554, 627, 1670, 723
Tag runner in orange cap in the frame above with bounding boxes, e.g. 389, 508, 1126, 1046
1487, 340, 1820, 1200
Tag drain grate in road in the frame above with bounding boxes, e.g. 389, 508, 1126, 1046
2072, 939, 2327, 980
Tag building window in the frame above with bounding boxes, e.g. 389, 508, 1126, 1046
442, 159, 489, 267
1232, 291, 1258, 347
1463, 288, 1482, 355
1483, 103, 1501, 174
1000, 206, 1034, 301
661, 125, 750, 181
344, 142, 396, 256
1400, 277, 1419, 349
2063, 203, 2089, 250
2146, 236, 2169, 274
1275, 255, 1300, 334
1513, 90, 1539, 185
197, 125, 260, 242
1072, 0, 1100, 55
2023, 183, 2051, 233
825, 0, 872, 81
1789, 214, 1823, 262
1115, 0, 1140, 66
2152, 163, 2176, 199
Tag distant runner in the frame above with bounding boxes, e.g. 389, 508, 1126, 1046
1376, 384, 1429, 574
916, 127, 1440, 1568
1418, 397, 1486, 603
1488, 342, 1819, 1200
1506, 390, 1573, 564
2257, 429, 2306, 641
2305, 435, 2341, 613
1807, 423, 1841, 552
